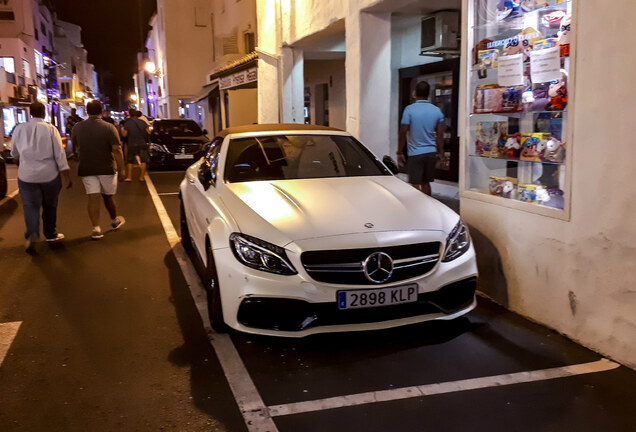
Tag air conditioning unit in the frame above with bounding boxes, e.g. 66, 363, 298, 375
421, 11, 460, 54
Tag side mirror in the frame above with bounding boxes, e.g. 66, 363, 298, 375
198, 161, 213, 190
382, 155, 399, 175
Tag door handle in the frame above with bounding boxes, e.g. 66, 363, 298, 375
188, 177, 195, 184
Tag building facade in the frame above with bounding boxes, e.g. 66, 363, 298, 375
0, 0, 99, 136
256, 0, 636, 369
142, 0, 216, 120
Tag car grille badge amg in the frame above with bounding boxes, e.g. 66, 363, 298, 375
363, 252, 394, 283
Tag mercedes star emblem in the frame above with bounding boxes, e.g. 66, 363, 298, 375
363, 252, 394, 284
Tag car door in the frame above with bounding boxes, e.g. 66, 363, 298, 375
186, 136, 224, 256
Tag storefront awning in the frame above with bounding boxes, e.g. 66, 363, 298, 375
190, 82, 219, 103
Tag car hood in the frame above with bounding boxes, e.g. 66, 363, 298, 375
220, 176, 458, 247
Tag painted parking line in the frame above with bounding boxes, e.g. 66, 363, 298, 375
268, 358, 620, 417
0, 321, 22, 367
145, 173, 279, 432
0, 188, 20, 207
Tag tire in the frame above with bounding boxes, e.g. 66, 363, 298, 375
179, 199, 194, 251
206, 246, 228, 332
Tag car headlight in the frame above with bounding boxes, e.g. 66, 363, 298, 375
229, 233, 297, 275
442, 220, 471, 262
150, 143, 168, 153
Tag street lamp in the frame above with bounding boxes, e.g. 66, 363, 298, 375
144, 60, 156, 75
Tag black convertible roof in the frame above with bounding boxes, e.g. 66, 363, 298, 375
218, 123, 344, 138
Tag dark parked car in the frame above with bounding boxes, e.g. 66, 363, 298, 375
0, 156, 7, 199
1, 135, 13, 163
148, 119, 210, 169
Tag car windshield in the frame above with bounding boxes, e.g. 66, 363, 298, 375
152, 120, 203, 137
224, 134, 390, 183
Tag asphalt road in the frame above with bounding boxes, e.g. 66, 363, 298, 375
1, 163, 635, 432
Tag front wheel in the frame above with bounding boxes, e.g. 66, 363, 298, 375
206, 247, 228, 332
179, 199, 194, 251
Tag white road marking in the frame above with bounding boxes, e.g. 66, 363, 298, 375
145, 173, 279, 432
0, 188, 20, 207
267, 358, 620, 417
0, 321, 22, 367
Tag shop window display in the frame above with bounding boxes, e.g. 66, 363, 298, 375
466, 0, 572, 212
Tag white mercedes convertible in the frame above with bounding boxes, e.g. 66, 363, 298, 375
179, 124, 477, 337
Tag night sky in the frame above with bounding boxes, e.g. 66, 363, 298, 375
51, 0, 156, 109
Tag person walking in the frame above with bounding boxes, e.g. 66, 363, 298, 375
65, 108, 83, 159
10, 102, 72, 252
121, 109, 150, 182
101, 109, 115, 125
71, 100, 126, 240
397, 81, 445, 196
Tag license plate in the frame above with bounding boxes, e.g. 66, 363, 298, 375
337, 284, 418, 310
174, 154, 194, 160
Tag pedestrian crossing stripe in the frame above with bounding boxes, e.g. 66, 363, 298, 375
0, 321, 22, 367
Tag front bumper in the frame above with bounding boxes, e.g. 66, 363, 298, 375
213, 239, 478, 337
237, 277, 476, 332
149, 150, 205, 168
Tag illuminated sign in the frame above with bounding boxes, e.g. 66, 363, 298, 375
219, 67, 257, 90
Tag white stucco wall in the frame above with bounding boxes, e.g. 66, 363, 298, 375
459, 0, 636, 369
227, 88, 258, 126
158, 0, 215, 118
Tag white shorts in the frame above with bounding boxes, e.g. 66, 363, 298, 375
82, 175, 117, 195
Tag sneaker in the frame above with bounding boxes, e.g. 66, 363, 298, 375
46, 233, 65, 242
91, 229, 104, 240
111, 216, 126, 231
25, 237, 35, 252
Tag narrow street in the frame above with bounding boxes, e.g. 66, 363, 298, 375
1, 164, 634, 431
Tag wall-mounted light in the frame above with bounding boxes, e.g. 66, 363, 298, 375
144, 60, 157, 75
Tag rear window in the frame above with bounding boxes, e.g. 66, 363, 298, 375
152, 120, 203, 137
224, 134, 390, 183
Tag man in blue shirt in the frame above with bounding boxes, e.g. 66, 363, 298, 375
397, 81, 444, 196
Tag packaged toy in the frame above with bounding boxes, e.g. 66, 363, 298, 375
518, 183, 547, 203
501, 86, 523, 112
474, 84, 503, 113
489, 176, 517, 199
478, 49, 499, 68
520, 133, 549, 161
541, 137, 565, 162
505, 133, 522, 158
558, 15, 571, 57
476, 121, 507, 156
497, 0, 522, 21
533, 38, 558, 50
545, 70, 568, 111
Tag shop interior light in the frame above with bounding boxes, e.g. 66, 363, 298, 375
130, 93, 138, 102
76, 91, 85, 98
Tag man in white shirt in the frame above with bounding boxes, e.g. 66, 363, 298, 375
11, 102, 72, 252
